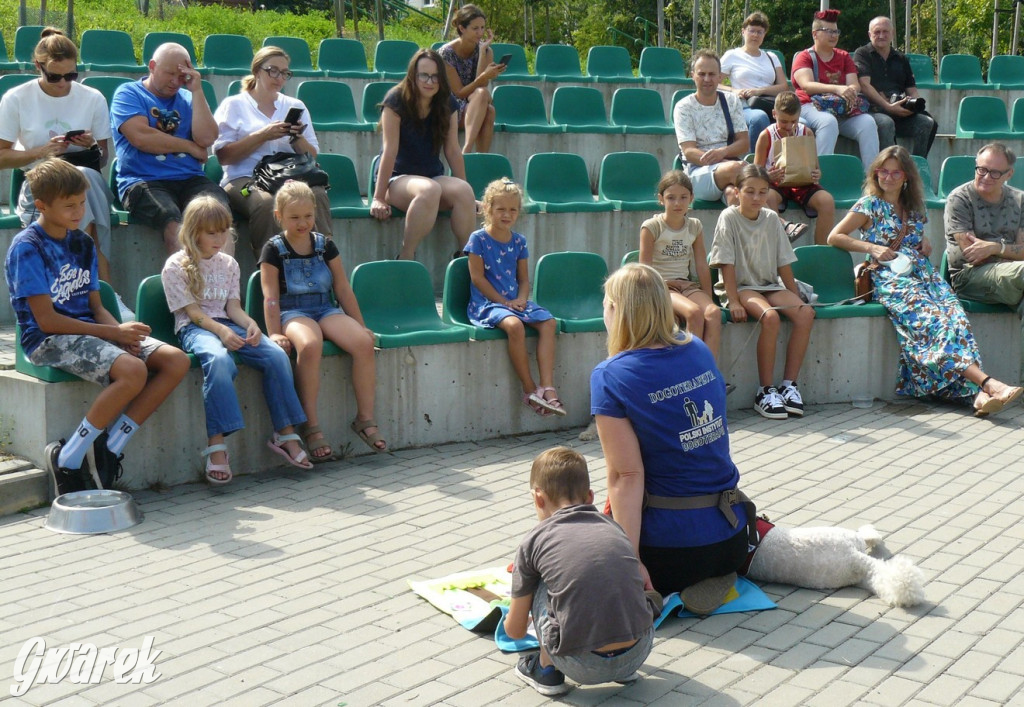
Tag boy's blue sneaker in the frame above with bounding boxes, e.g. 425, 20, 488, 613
44, 439, 96, 497
92, 432, 124, 489
515, 652, 568, 696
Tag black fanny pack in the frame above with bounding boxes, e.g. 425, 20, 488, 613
249, 151, 330, 194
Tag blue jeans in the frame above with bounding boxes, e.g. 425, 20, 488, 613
179, 320, 306, 437
742, 106, 770, 154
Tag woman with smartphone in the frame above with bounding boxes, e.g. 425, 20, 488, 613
0, 27, 129, 316
214, 45, 332, 255
439, 3, 506, 154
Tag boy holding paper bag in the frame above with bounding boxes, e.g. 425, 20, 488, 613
754, 92, 836, 244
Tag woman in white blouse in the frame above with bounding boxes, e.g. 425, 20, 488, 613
720, 12, 789, 153
214, 46, 332, 255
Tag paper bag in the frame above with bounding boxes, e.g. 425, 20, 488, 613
776, 135, 817, 187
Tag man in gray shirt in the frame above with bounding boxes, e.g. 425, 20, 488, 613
944, 143, 1024, 314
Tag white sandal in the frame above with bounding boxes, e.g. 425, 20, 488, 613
266, 433, 314, 470
529, 387, 567, 417
202, 444, 232, 485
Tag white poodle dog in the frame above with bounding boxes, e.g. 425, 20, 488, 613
745, 524, 925, 607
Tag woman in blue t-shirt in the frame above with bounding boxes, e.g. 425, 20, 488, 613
591, 263, 750, 596
370, 48, 477, 261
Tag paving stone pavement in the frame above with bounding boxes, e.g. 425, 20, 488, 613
2, 399, 1024, 706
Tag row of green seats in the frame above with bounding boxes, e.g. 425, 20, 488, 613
956, 95, 1024, 139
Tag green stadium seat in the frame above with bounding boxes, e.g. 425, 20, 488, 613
938, 252, 1014, 313
987, 55, 1024, 89
598, 152, 661, 210
135, 275, 199, 367
550, 86, 621, 133
766, 48, 787, 78
227, 79, 242, 97
492, 85, 564, 133
0, 73, 38, 97
610, 87, 674, 134
15, 281, 124, 382
317, 153, 371, 218
670, 154, 724, 211
350, 260, 471, 348
790, 246, 886, 318
905, 53, 941, 88
490, 42, 538, 81
244, 272, 344, 356
463, 153, 515, 199
317, 38, 376, 79
939, 54, 988, 89
1012, 97, 1024, 133
13, 26, 43, 68
203, 154, 223, 185
956, 95, 1014, 139
200, 79, 218, 113
142, 32, 199, 66
586, 45, 641, 83
912, 155, 943, 209
533, 251, 607, 332
373, 39, 418, 79
295, 80, 371, 132
80, 29, 145, 73
670, 88, 695, 112
0, 32, 22, 71
638, 47, 693, 85
938, 155, 976, 199
534, 44, 593, 82
361, 81, 396, 124
817, 154, 864, 208
2, 167, 25, 227
263, 36, 323, 77
441, 257, 537, 341
81, 75, 133, 107
523, 153, 614, 214
621, 250, 639, 267
202, 34, 254, 76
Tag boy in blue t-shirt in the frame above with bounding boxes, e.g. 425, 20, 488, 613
504, 447, 660, 696
4, 159, 189, 495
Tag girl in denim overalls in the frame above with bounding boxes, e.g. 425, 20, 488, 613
259, 181, 385, 461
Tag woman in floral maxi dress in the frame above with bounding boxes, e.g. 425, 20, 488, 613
828, 146, 1022, 416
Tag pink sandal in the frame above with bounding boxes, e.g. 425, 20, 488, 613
266, 433, 314, 470
523, 390, 550, 416
202, 444, 232, 485
530, 387, 567, 417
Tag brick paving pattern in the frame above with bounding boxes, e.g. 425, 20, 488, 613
1, 399, 1023, 705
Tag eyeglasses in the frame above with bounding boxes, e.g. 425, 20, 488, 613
37, 63, 78, 83
875, 169, 905, 180
261, 66, 293, 80
744, 27, 766, 36
814, 28, 841, 36
416, 72, 440, 84
976, 165, 1010, 179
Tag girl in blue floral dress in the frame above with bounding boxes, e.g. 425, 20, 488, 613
465, 179, 565, 416
828, 146, 1021, 416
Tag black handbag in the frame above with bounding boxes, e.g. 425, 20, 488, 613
249, 151, 330, 194
60, 145, 102, 172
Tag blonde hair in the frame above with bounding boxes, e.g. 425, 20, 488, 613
177, 196, 234, 300
243, 46, 290, 92
274, 180, 316, 220
480, 178, 523, 229
604, 263, 687, 357
530, 447, 590, 505
25, 158, 88, 204
34, 27, 77, 64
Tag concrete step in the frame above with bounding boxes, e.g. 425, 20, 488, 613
0, 457, 48, 516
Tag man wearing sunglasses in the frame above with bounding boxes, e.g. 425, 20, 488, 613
111, 42, 228, 254
945, 143, 1024, 315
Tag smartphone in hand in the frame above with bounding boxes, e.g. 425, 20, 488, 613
498, 54, 512, 66
64, 129, 86, 141
284, 107, 304, 125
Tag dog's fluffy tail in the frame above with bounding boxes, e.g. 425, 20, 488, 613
862, 555, 926, 607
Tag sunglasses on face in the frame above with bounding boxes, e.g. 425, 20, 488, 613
37, 63, 78, 83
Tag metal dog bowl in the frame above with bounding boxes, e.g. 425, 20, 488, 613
44, 490, 143, 534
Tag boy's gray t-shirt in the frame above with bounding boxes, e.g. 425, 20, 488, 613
511, 504, 657, 656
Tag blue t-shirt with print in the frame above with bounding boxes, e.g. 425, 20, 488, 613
4, 223, 99, 356
110, 79, 203, 199
590, 338, 743, 548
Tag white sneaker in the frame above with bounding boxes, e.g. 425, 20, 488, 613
778, 382, 804, 416
754, 387, 787, 419
115, 292, 135, 322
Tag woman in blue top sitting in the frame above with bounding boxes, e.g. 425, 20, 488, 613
592, 264, 751, 599
370, 49, 477, 261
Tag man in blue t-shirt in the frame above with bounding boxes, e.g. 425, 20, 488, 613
111, 42, 228, 254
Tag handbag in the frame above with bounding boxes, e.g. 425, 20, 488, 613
249, 151, 329, 194
853, 219, 910, 302
60, 145, 102, 173
807, 49, 869, 117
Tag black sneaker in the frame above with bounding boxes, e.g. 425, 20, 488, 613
754, 387, 787, 420
93, 432, 124, 489
515, 652, 568, 696
44, 439, 96, 497
778, 382, 805, 416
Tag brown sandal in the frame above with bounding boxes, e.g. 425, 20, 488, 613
351, 418, 387, 452
300, 423, 335, 463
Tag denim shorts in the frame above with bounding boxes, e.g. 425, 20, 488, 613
280, 292, 344, 325
532, 584, 654, 685
29, 334, 164, 386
